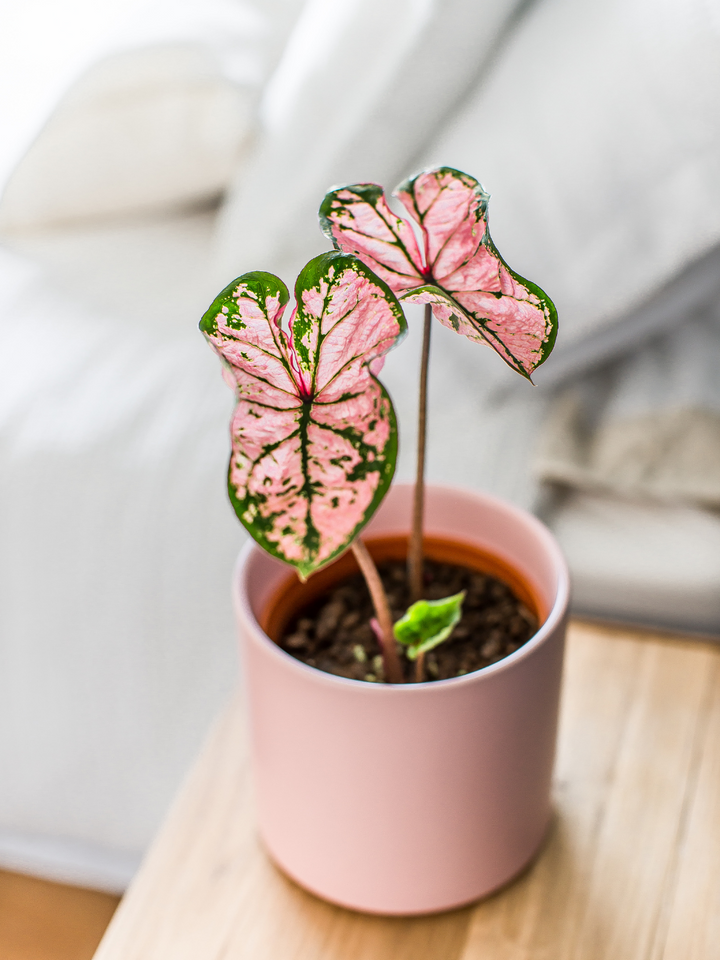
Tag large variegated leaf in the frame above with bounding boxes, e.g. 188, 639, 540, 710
320, 166, 557, 379
200, 252, 406, 579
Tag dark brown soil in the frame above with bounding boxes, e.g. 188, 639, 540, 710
279, 559, 539, 683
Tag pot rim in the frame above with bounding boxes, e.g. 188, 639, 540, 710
234, 483, 570, 694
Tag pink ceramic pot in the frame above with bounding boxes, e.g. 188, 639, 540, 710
233, 484, 569, 915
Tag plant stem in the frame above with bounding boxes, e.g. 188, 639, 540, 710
414, 651, 425, 683
351, 539, 403, 684
407, 303, 432, 604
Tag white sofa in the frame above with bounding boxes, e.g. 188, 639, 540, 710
1, 0, 719, 890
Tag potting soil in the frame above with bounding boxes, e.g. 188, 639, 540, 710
279, 559, 538, 683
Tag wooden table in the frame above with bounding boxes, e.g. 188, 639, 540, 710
93, 621, 720, 960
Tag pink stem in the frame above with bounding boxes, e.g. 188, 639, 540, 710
352, 539, 403, 684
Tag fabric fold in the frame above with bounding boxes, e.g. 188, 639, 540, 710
535, 302, 720, 508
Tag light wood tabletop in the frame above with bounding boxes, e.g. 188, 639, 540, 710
93, 620, 720, 960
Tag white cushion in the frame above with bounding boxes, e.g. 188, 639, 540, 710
0, 45, 253, 229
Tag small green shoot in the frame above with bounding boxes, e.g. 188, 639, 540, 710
393, 592, 465, 661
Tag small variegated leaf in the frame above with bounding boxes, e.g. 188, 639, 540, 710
321, 166, 557, 379
393, 591, 465, 660
200, 252, 406, 579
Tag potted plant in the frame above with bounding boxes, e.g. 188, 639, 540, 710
200, 167, 569, 915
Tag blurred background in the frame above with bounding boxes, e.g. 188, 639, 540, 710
1, 0, 719, 915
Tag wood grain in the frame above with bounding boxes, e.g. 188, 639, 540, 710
459, 623, 718, 960
661, 653, 720, 960
93, 621, 720, 960
0, 870, 119, 960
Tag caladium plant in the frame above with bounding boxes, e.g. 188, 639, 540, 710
320, 166, 558, 610
203, 166, 556, 685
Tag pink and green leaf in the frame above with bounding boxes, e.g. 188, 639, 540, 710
320, 166, 557, 380
200, 252, 406, 579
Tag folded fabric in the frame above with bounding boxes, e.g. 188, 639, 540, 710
548, 490, 720, 634
535, 300, 720, 509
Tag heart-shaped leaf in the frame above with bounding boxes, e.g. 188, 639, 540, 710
200, 252, 406, 579
320, 166, 557, 380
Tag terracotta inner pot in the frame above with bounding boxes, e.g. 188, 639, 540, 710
261, 534, 546, 645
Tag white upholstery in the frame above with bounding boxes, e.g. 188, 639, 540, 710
0, 214, 245, 889
0, 46, 254, 229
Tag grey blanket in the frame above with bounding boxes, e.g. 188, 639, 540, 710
536, 290, 720, 509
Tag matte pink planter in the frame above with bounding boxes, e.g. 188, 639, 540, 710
233, 484, 569, 915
